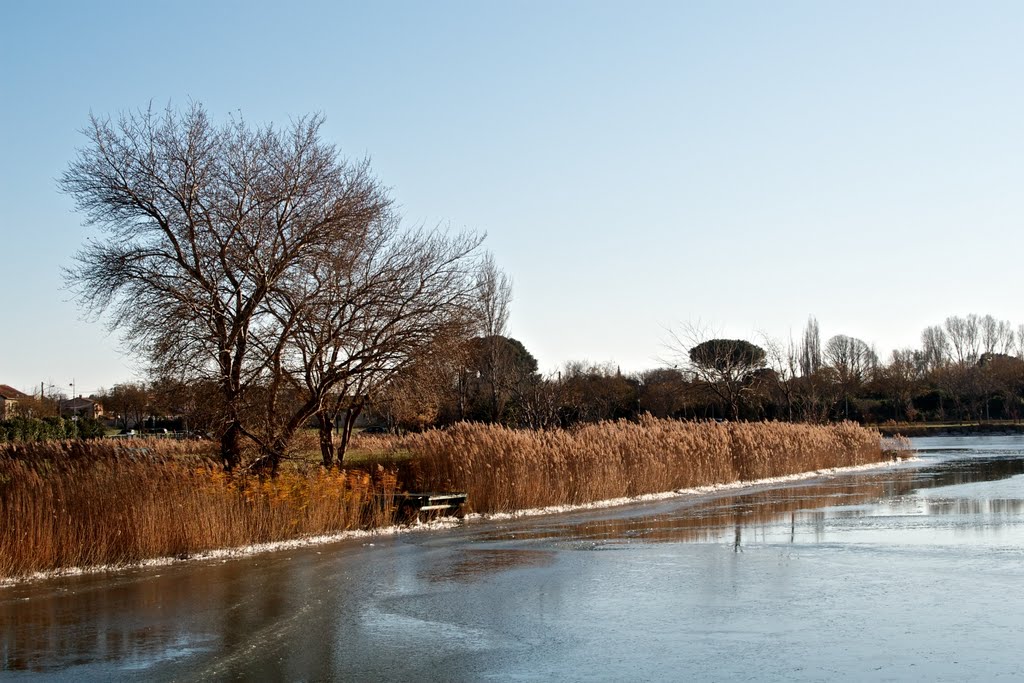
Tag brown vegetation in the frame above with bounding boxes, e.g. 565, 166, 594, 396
396, 417, 888, 514
0, 418, 892, 579
0, 439, 396, 579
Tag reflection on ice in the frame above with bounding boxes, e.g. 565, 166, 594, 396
473, 452, 1024, 550
924, 498, 1024, 517
0, 574, 215, 674
419, 549, 556, 584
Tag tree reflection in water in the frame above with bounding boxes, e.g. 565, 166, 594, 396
472, 455, 1024, 550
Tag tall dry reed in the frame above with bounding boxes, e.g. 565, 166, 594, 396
398, 417, 888, 513
0, 439, 397, 579
1, 420, 893, 578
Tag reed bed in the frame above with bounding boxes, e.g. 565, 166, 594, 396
0, 439, 397, 579
1, 419, 894, 579
398, 417, 890, 514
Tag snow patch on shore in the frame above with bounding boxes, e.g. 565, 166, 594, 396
468, 458, 920, 521
0, 518, 459, 588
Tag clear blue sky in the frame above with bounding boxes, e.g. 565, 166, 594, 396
2, 1, 1023, 396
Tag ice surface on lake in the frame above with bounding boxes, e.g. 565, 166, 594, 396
4, 435, 1024, 681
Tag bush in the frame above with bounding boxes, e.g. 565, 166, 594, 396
0, 416, 106, 443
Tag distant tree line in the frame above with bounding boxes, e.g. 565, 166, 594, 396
367, 314, 1024, 430
87, 312, 1023, 440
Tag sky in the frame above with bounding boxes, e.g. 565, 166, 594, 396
2, 1, 1023, 397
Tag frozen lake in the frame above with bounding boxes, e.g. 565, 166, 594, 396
4, 435, 1024, 681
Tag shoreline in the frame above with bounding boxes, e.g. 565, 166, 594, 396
876, 423, 1024, 438
0, 456, 916, 588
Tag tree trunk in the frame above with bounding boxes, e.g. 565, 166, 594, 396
458, 370, 467, 421
221, 421, 242, 471
250, 440, 285, 477
319, 413, 336, 468
337, 404, 363, 467
728, 395, 740, 421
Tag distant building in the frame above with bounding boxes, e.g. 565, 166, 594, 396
0, 384, 30, 419
60, 396, 104, 420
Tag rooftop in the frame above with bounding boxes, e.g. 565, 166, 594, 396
0, 385, 30, 400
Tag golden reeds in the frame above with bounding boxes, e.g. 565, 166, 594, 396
1, 419, 891, 579
0, 439, 396, 579
397, 417, 888, 514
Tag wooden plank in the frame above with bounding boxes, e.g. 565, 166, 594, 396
396, 492, 468, 519
397, 493, 467, 504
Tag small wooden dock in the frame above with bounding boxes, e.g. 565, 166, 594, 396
397, 492, 468, 521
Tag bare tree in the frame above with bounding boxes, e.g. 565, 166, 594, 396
980, 353, 1024, 422
921, 325, 950, 372
667, 323, 766, 420
979, 315, 1016, 356
761, 333, 800, 421
373, 334, 468, 432
823, 334, 877, 418
475, 253, 512, 340
824, 335, 877, 382
933, 363, 986, 423
875, 349, 924, 421
273, 227, 482, 469
62, 103, 482, 472
798, 316, 822, 377
148, 377, 220, 435
102, 382, 150, 430
467, 254, 515, 422
558, 361, 639, 424
518, 372, 569, 429
945, 315, 981, 366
